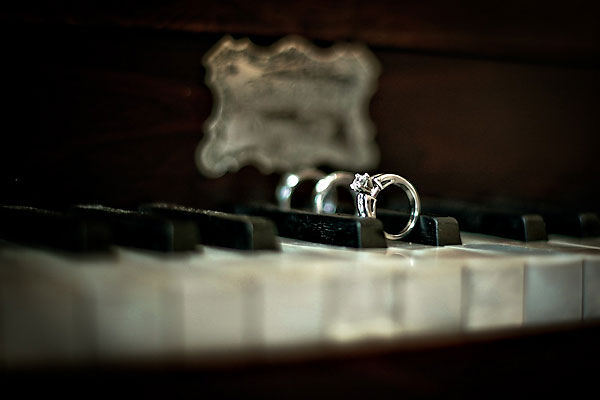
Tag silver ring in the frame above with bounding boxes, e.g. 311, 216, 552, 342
313, 171, 357, 214
350, 173, 421, 240
276, 169, 326, 209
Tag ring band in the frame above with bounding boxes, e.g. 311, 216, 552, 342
276, 169, 326, 209
313, 171, 356, 214
350, 173, 421, 240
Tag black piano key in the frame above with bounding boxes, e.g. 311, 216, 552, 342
541, 211, 600, 238
139, 203, 280, 251
0, 205, 112, 252
69, 205, 199, 252
483, 198, 600, 238
421, 198, 547, 242
376, 209, 462, 246
235, 203, 387, 248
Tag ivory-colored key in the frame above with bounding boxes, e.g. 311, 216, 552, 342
0, 246, 107, 366
583, 256, 600, 320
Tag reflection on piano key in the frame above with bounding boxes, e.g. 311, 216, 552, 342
548, 235, 600, 249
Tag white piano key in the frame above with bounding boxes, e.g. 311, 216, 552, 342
397, 248, 464, 335
457, 244, 584, 326
583, 256, 600, 320
184, 250, 270, 354
330, 246, 466, 336
194, 249, 399, 348
77, 263, 170, 361
233, 254, 335, 349
111, 248, 236, 358
524, 242, 600, 322
463, 256, 525, 330
0, 247, 102, 366
525, 241, 600, 322
548, 234, 600, 249
1, 228, 596, 366
186, 252, 271, 350
324, 259, 401, 342
259, 261, 328, 348
117, 248, 273, 357
524, 255, 583, 325
372, 245, 466, 335
460, 232, 526, 246
202, 243, 393, 347
179, 269, 248, 354
275, 242, 412, 342
0, 267, 79, 366
133, 248, 328, 354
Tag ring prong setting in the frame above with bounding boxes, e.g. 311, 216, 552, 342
350, 173, 374, 194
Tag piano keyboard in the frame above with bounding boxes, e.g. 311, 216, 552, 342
1, 224, 599, 368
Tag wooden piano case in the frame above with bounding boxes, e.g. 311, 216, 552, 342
1, 1, 599, 397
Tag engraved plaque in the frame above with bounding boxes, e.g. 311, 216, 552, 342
197, 36, 381, 177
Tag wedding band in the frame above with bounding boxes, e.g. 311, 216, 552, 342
276, 169, 326, 209
350, 173, 421, 240
313, 171, 357, 214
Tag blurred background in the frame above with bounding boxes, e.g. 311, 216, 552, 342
1, 0, 599, 210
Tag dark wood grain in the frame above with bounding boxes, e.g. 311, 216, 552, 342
2, 322, 599, 398
0, 7, 598, 397
3, 1, 600, 64
1, 5, 599, 212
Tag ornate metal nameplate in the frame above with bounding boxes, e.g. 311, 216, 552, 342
197, 36, 381, 177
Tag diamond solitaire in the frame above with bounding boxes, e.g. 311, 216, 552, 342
350, 173, 373, 194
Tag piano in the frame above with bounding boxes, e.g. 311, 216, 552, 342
1, 1, 600, 397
